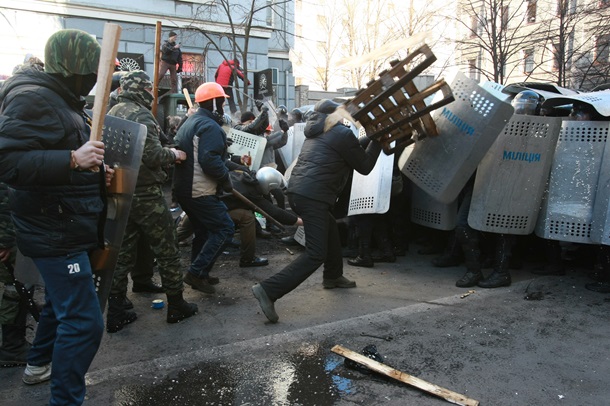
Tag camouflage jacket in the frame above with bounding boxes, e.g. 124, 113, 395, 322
108, 91, 176, 194
0, 183, 15, 249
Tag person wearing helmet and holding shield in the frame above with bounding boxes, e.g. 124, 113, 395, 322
0, 29, 115, 405
173, 82, 235, 294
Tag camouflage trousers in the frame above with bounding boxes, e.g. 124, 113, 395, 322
0, 250, 22, 324
111, 185, 183, 296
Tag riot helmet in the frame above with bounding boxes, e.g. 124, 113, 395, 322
278, 105, 288, 116
256, 167, 286, 195
511, 90, 542, 116
290, 108, 303, 123
569, 101, 596, 121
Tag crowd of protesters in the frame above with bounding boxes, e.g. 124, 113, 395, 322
0, 28, 609, 406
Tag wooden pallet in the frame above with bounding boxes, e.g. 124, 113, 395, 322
345, 44, 454, 154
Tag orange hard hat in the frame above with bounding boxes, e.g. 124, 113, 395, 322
265, 124, 273, 132
195, 82, 230, 103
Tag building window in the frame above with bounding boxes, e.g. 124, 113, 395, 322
596, 34, 610, 64
470, 16, 478, 37
266, 0, 275, 27
551, 43, 561, 71
526, 0, 537, 23
501, 6, 509, 30
468, 58, 478, 80
558, 0, 577, 14
523, 49, 534, 73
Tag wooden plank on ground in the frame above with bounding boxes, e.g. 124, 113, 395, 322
331, 345, 479, 406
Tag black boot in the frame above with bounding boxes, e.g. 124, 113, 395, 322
456, 241, 483, 288
586, 246, 610, 293
533, 239, 565, 275
106, 295, 137, 333
0, 325, 30, 367
166, 292, 198, 324
342, 223, 358, 258
0, 295, 30, 367
372, 229, 396, 263
347, 241, 374, 268
478, 235, 513, 288
432, 231, 463, 267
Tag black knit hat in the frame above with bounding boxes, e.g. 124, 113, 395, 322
169, 31, 177, 38
240, 111, 255, 123
314, 99, 340, 114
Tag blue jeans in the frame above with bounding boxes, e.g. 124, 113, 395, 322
29, 252, 104, 406
178, 195, 234, 278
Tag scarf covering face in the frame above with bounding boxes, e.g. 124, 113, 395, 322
44, 29, 101, 77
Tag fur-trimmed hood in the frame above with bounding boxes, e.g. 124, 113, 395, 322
304, 105, 358, 138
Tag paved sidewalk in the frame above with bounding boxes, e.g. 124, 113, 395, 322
1, 235, 609, 405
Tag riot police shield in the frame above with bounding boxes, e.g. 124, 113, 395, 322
398, 70, 514, 204
227, 128, 268, 171
535, 120, 610, 243
469, 115, 562, 234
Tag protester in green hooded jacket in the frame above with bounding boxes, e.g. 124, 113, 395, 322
107, 70, 197, 333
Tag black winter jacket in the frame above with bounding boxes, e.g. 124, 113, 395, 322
0, 67, 104, 257
161, 40, 182, 66
288, 110, 382, 205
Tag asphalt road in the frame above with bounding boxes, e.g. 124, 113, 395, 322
1, 227, 609, 406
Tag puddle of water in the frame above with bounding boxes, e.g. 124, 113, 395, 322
114, 342, 354, 405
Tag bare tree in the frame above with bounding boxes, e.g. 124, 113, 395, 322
332, 0, 445, 89
183, 0, 292, 111
340, 0, 417, 89
568, 4, 610, 90
529, 0, 609, 89
455, 0, 533, 84
292, 2, 344, 91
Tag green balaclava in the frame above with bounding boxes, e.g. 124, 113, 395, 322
44, 29, 101, 77
119, 70, 154, 108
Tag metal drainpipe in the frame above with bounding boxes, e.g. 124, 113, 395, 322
285, 70, 289, 107
283, 2, 289, 106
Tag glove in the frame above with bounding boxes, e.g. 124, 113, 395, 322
255, 99, 264, 111
226, 137, 234, 147
261, 105, 269, 113
279, 119, 289, 132
221, 176, 233, 193
177, 64, 183, 73
240, 153, 252, 167
358, 135, 372, 148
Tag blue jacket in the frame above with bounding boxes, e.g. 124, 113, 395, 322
173, 108, 229, 198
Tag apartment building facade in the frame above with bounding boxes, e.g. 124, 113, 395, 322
456, 0, 610, 90
0, 0, 296, 107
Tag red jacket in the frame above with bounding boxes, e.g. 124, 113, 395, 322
215, 60, 248, 87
